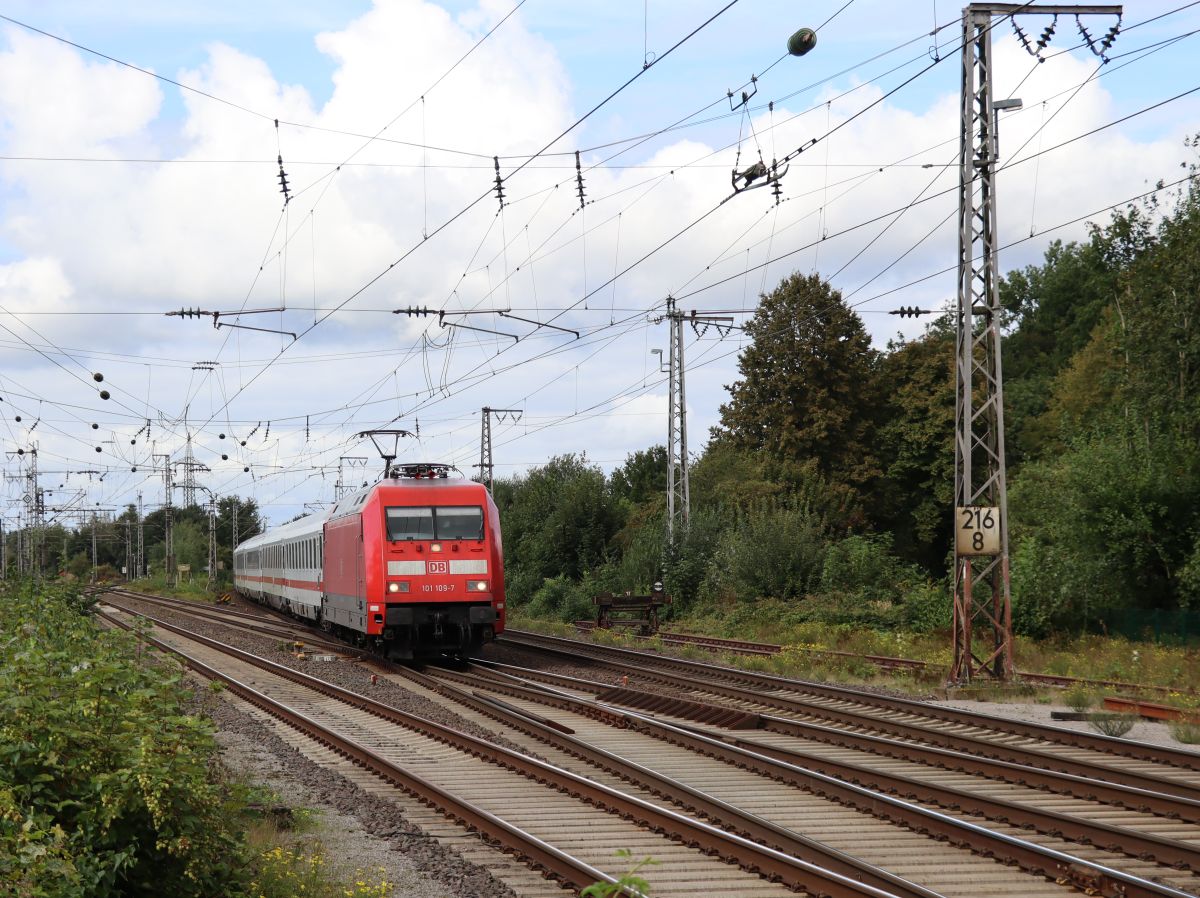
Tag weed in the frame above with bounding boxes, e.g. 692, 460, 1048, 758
1063, 685, 1095, 713
248, 843, 393, 898
1089, 712, 1137, 737
245, 817, 392, 898
1169, 719, 1200, 744
581, 849, 658, 897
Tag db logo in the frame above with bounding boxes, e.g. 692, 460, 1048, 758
428, 560, 449, 574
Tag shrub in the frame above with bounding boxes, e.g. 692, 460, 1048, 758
700, 504, 826, 604
821, 533, 907, 597
902, 581, 951, 633
1063, 685, 1095, 713
664, 507, 725, 612
1169, 719, 1200, 744
0, 580, 246, 897
1088, 712, 1137, 737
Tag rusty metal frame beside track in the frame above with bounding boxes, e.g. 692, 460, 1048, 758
408, 662, 1199, 898
96, 603, 913, 898
506, 630, 1200, 770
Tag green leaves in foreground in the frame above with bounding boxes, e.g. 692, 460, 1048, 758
0, 581, 245, 897
581, 848, 659, 897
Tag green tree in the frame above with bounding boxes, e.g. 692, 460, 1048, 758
495, 454, 623, 603
716, 272, 881, 497
1009, 426, 1200, 635
872, 322, 955, 569
610, 446, 667, 506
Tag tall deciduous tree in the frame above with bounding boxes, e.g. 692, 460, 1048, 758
716, 272, 880, 495
873, 322, 955, 570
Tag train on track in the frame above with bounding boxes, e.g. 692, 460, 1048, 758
233, 463, 504, 659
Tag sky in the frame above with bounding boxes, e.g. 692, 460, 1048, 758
1, 0, 1198, 530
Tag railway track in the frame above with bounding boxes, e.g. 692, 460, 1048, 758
569, 621, 1195, 696
98, 597, 933, 898
508, 631, 1200, 776
102, 587, 362, 656
402, 660, 1200, 897
101, 591, 1200, 897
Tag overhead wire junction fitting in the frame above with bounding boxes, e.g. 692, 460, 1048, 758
393, 305, 577, 339
165, 306, 297, 340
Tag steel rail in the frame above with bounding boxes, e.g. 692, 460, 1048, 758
503, 630, 1200, 770
475, 659, 1200, 824
108, 587, 313, 628
95, 609, 624, 894
392, 666, 945, 898
107, 589, 349, 649
103, 589, 369, 658
493, 641, 1200, 802
97, 603, 915, 898
420, 663, 1200, 878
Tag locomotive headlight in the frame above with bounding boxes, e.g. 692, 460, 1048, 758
430, 542, 442, 552
388, 581, 410, 593
466, 579, 489, 592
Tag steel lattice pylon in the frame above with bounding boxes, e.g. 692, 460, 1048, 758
207, 495, 217, 590
480, 408, 493, 489
656, 299, 731, 545
951, 3, 1119, 683
953, 6, 1013, 683
476, 407, 521, 491
666, 303, 690, 542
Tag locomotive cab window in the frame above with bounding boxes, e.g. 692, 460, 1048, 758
385, 506, 483, 541
434, 506, 484, 540
386, 507, 434, 541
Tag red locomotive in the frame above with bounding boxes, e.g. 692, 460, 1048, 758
233, 463, 504, 658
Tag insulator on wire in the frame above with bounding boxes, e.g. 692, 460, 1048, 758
1077, 14, 1121, 63
889, 305, 931, 319
277, 154, 291, 204
1036, 16, 1058, 54
492, 156, 505, 210
575, 150, 586, 210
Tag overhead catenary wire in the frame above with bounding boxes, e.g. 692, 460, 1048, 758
181, 0, 745, 445
11, 3, 1200, 518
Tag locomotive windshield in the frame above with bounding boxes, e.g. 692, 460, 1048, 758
386, 506, 483, 541
386, 507, 434, 540
434, 506, 484, 540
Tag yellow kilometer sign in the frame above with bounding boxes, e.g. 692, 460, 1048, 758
955, 506, 1000, 556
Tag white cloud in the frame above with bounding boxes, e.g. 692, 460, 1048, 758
0, 3, 1193, 521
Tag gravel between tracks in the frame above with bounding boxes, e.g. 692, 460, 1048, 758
933, 698, 1200, 753
190, 685, 517, 898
